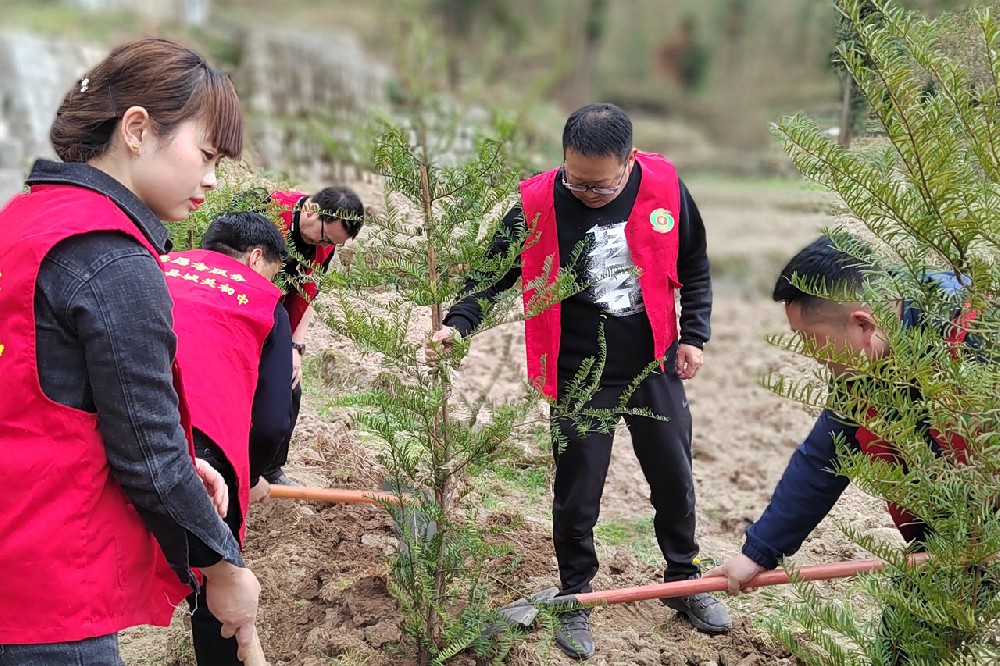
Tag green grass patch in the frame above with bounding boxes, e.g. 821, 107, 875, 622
593, 517, 661, 566
494, 464, 549, 493
5, 2, 144, 42
473, 456, 551, 515
685, 172, 819, 191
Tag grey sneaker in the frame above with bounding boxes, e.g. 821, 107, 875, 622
264, 468, 300, 486
554, 608, 595, 659
662, 592, 733, 634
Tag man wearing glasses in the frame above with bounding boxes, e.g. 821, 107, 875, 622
432, 103, 724, 658
266, 186, 365, 486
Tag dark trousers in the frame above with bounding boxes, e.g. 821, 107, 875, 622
0, 634, 124, 665
552, 361, 699, 595
189, 440, 244, 666
264, 381, 302, 475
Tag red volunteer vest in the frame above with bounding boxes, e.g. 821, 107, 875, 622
0, 185, 193, 643
271, 190, 334, 331
855, 313, 974, 541
164, 249, 281, 542
520, 152, 683, 398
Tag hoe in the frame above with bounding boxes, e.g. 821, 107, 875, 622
266, 485, 936, 632
491, 552, 932, 630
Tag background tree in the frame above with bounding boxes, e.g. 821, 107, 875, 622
832, 0, 878, 147
764, 0, 999, 662
557, 0, 610, 111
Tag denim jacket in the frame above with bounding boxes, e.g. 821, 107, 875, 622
27, 160, 243, 585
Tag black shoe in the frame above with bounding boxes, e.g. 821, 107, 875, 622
264, 468, 300, 486
554, 608, 594, 659
662, 591, 733, 634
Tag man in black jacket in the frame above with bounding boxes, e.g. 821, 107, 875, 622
432, 103, 729, 659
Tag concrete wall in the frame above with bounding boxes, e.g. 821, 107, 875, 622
235, 27, 390, 186
66, 0, 209, 26
0, 31, 103, 199
0, 20, 390, 200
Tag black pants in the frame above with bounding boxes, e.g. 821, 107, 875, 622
189, 437, 244, 666
552, 358, 699, 595
264, 381, 302, 475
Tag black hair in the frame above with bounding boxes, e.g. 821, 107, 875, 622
310, 186, 366, 239
202, 211, 288, 264
773, 235, 873, 314
562, 103, 633, 162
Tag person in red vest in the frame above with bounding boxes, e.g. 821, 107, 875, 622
263, 186, 365, 486
431, 103, 729, 658
0, 39, 261, 664
704, 236, 981, 663
164, 211, 293, 665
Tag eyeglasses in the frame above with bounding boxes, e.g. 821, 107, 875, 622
318, 218, 341, 246
561, 159, 630, 195
318, 216, 363, 246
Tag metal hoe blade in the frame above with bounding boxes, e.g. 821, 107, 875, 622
487, 586, 562, 634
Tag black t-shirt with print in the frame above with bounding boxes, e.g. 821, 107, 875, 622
553, 164, 653, 386
444, 161, 712, 390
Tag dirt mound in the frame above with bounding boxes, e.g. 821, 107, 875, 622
239, 462, 809, 665
244, 497, 404, 664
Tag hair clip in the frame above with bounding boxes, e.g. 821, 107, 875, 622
79, 77, 90, 93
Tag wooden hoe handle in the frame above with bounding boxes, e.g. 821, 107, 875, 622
268, 485, 402, 505
574, 552, 932, 605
